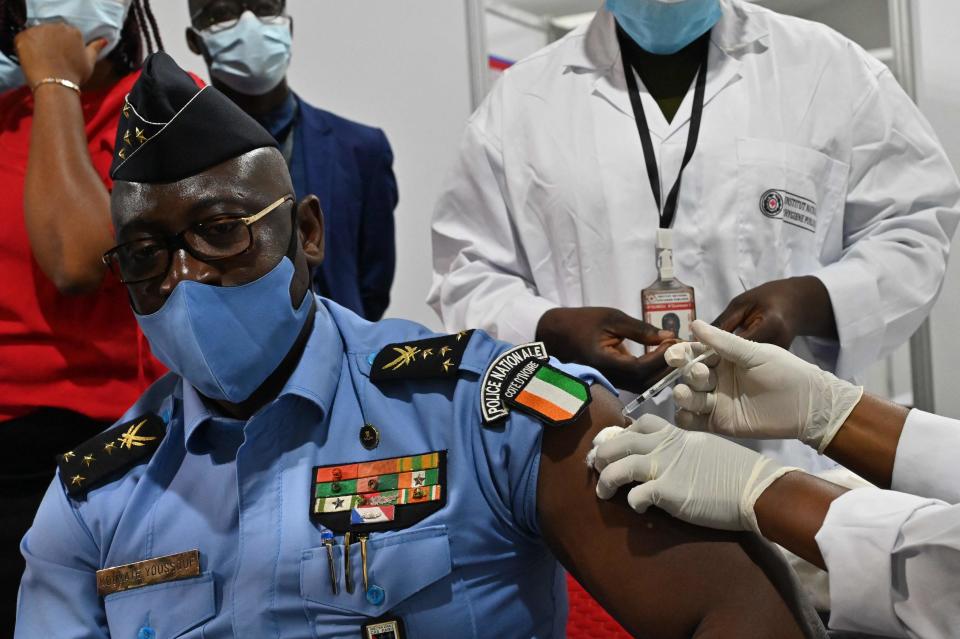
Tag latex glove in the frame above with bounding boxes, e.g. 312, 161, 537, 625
592, 414, 799, 532
666, 320, 863, 453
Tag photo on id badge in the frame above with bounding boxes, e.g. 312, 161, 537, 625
642, 289, 696, 353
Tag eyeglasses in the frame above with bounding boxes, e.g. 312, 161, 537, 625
103, 195, 294, 284
191, 0, 286, 32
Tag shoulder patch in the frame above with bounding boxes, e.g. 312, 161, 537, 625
370, 330, 474, 382
504, 361, 591, 427
57, 413, 165, 498
480, 341, 549, 424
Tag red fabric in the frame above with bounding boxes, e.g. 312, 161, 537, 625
566, 573, 631, 639
0, 71, 165, 422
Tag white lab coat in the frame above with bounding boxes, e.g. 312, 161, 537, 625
815, 410, 960, 638
429, 1, 960, 470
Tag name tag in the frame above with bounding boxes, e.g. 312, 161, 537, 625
96, 549, 200, 596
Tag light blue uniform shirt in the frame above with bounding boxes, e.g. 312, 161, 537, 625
16, 298, 609, 639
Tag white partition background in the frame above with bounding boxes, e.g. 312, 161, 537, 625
150, 0, 482, 329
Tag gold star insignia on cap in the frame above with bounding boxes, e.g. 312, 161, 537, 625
118, 419, 158, 449
123, 129, 131, 146
135, 127, 147, 144
62, 451, 76, 462
71, 474, 85, 486
104, 442, 115, 455
83, 454, 95, 467
118, 147, 127, 160
382, 345, 420, 371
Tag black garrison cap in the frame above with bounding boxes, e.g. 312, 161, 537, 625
109, 52, 278, 183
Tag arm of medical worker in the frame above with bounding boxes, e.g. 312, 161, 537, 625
808, 68, 960, 379
670, 320, 960, 502
16, 23, 115, 295
357, 129, 398, 321
538, 387, 818, 639
592, 416, 960, 639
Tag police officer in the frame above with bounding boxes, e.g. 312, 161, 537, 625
15, 53, 825, 639
186, 0, 398, 320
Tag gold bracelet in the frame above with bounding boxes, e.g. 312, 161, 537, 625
32, 77, 81, 95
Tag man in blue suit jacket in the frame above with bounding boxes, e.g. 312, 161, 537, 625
186, 0, 398, 320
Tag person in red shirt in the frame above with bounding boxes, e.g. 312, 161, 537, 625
0, 0, 164, 629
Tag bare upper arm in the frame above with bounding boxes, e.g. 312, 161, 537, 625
537, 385, 817, 639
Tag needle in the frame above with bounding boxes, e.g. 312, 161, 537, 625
622, 348, 716, 421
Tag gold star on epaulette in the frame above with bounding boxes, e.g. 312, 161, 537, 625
71, 474, 84, 486
442, 359, 454, 373
135, 127, 147, 144
456, 331, 468, 341
104, 441, 115, 455
122, 103, 131, 119
83, 454, 95, 467
421, 348, 434, 359
118, 147, 127, 160
123, 129, 131, 146
62, 451, 76, 462
439, 346, 451, 356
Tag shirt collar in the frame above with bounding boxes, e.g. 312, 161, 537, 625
560, 1, 769, 72
181, 296, 343, 449
253, 90, 299, 143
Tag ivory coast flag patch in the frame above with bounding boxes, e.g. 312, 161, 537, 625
504, 361, 591, 426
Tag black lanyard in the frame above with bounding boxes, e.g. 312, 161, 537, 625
617, 30, 709, 230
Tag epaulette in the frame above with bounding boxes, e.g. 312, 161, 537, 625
370, 330, 475, 382
57, 413, 166, 498
479, 342, 591, 427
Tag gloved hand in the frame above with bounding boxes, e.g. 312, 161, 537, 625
591, 414, 799, 532
666, 320, 863, 453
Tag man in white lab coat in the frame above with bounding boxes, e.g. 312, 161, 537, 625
429, 0, 960, 471
591, 320, 960, 638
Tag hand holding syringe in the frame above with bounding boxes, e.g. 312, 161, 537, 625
622, 347, 716, 421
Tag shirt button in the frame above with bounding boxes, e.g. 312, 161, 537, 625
366, 584, 386, 606
138, 627, 157, 639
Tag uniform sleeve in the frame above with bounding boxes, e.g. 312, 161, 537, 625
16, 475, 108, 639
813, 67, 960, 379
475, 359, 613, 539
358, 129, 398, 321
427, 82, 558, 343
815, 488, 960, 639
892, 409, 960, 504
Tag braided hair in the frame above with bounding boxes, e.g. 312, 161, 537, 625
0, 0, 164, 76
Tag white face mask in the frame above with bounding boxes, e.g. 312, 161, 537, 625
196, 11, 293, 96
26, 0, 132, 60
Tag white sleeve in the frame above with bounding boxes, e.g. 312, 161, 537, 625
427, 83, 558, 344
892, 409, 960, 504
815, 488, 960, 639
813, 68, 960, 379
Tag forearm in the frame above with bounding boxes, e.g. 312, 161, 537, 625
24, 86, 113, 294
823, 393, 908, 488
753, 471, 848, 570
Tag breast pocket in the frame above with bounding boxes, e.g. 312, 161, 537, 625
736, 137, 849, 290
103, 573, 216, 639
300, 525, 475, 638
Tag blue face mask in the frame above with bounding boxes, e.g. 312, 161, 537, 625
0, 50, 25, 93
136, 256, 314, 403
197, 11, 292, 96
27, 0, 130, 59
606, 0, 721, 55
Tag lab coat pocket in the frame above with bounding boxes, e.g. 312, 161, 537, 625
736, 137, 848, 290
103, 572, 216, 639
301, 524, 475, 638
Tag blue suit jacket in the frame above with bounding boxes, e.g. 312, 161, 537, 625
292, 95, 398, 320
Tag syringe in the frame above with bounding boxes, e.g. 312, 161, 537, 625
621, 348, 716, 421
